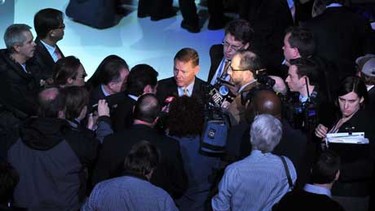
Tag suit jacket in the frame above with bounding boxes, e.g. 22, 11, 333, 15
92, 124, 188, 199
110, 94, 136, 132
88, 85, 106, 109
33, 38, 64, 81
207, 44, 224, 84
226, 81, 258, 126
0, 49, 41, 116
303, 6, 374, 91
156, 76, 209, 104
273, 189, 345, 211
239, 0, 294, 75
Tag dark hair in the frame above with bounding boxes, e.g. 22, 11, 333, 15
53, 56, 82, 86
127, 64, 158, 96
133, 94, 161, 123
286, 26, 315, 58
225, 19, 254, 45
236, 50, 264, 76
167, 96, 205, 137
289, 58, 320, 86
37, 87, 65, 118
124, 140, 160, 177
86, 55, 129, 90
336, 76, 368, 105
60, 86, 89, 121
34, 8, 64, 39
0, 160, 19, 205
311, 150, 340, 184
174, 48, 199, 67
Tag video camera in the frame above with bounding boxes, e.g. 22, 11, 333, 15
241, 69, 276, 106
206, 78, 237, 110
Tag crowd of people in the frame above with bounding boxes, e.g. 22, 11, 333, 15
0, 0, 374, 211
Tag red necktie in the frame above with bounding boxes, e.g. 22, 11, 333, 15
54, 48, 62, 60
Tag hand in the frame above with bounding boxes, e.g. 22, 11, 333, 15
97, 99, 110, 117
315, 124, 328, 139
87, 112, 98, 130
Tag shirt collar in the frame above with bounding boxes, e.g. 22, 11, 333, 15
101, 84, 110, 97
128, 94, 138, 101
40, 40, 56, 55
303, 184, 332, 197
178, 79, 195, 97
239, 79, 256, 93
326, 3, 343, 8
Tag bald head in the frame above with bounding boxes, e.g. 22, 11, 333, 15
37, 87, 65, 118
252, 90, 282, 119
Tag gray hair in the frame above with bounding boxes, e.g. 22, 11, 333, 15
250, 114, 282, 153
4, 24, 32, 52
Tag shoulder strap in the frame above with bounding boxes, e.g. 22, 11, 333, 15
280, 155, 294, 190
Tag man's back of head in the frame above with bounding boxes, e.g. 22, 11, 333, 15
127, 64, 158, 96
133, 94, 161, 125
285, 26, 315, 59
311, 150, 340, 185
250, 90, 282, 121
250, 114, 282, 153
37, 87, 65, 118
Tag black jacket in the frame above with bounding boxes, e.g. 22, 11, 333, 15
92, 124, 188, 199
4, 117, 99, 210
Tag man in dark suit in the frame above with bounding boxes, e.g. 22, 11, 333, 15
87, 55, 129, 110
207, 19, 254, 86
273, 150, 344, 211
111, 64, 158, 131
157, 48, 208, 104
239, 0, 294, 76
33, 8, 65, 85
302, 0, 374, 93
92, 94, 187, 199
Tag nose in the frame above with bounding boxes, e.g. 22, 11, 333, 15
344, 101, 349, 109
285, 76, 290, 83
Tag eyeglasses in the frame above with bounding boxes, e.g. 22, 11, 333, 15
229, 65, 248, 72
222, 41, 243, 51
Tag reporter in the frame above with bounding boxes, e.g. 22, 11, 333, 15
314, 76, 375, 211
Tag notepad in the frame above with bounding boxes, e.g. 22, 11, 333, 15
326, 132, 369, 144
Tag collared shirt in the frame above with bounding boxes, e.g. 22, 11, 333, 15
367, 85, 374, 91
128, 94, 138, 101
101, 84, 110, 97
210, 59, 230, 85
326, 3, 343, 8
40, 40, 59, 62
303, 183, 332, 198
82, 175, 178, 211
212, 150, 297, 211
238, 79, 257, 93
178, 80, 195, 97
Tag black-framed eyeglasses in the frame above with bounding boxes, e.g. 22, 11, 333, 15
229, 65, 248, 72
222, 41, 243, 51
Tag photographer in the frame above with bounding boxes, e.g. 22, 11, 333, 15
284, 58, 335, 134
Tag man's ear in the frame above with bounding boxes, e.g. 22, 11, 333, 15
360, 97, 364, 104
194, 65, 200, 75
67, 77, 74, 85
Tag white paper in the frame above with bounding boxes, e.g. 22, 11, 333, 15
326, 132, 369, 144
